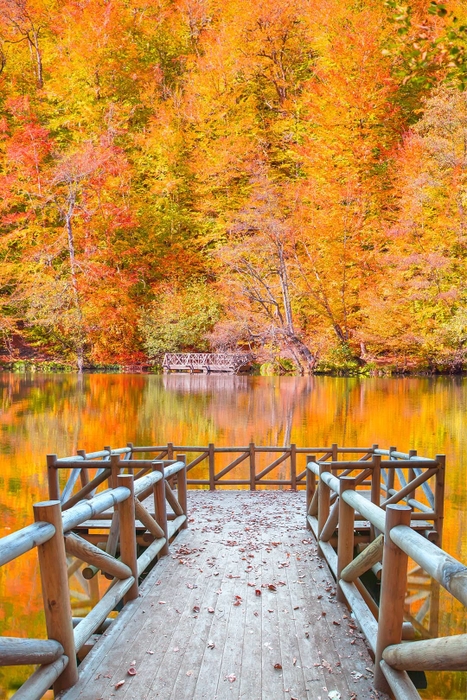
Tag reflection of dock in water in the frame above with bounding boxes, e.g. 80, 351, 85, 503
162, 372, 250, 393
2, 442, 466, 700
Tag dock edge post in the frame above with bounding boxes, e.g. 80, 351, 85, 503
374, 504, 411, 693
117, 474, 139, 603
33, 500, 78, 693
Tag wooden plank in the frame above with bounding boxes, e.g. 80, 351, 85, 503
60, 491, 381, 700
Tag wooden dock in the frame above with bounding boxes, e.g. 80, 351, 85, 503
2, 442, 466, 700
59, 490, 384, 700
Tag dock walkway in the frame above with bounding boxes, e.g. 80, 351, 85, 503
60, 491, 385, 700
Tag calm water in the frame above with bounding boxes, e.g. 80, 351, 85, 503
0, 373, 466, 698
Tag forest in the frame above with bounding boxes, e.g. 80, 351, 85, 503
1, 0, 467, 374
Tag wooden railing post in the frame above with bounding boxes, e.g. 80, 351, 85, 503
33, 500, 78, 693
116, 474, 138, 603
208, 443, 215, 490
370, 455, 381, 506
374, 504, 412, 693
370, 454, 382, 539
387, 446, 396, 492
126, 442, 135, 474
407, 449, 417, 504
47, 455, 60, 501
153, 461, 169, 556
176, 454, 188, 529
434, 454, 445, 547
337, 477, 356, 604
249, 442, 256, 491
76, 450, 90, 492
306, 456, 316, 530
317, 463, 331, 553
331, 443, 338, 475
290, 443, 297, 490
167, 442, 174, 460
110, 454, 121, 489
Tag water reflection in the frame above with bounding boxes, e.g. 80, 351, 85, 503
0, 373, 466, 698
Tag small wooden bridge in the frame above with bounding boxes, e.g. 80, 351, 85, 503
1, 443, 466, 700
162, 353, 255, 374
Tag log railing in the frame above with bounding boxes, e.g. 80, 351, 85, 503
54, 443, 442, 528
305, 451, 466, 700
0, 457, 188, 700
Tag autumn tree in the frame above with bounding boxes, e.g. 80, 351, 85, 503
362, 86, 467, 369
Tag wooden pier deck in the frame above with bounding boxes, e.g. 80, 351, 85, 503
60, 491, 385, 700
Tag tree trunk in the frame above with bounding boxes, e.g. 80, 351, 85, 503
65, 203, 85, 374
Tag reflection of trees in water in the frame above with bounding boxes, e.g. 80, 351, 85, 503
0, 374, 466, 699
157, 375, 317, 448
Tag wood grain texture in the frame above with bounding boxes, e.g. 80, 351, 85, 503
59, 491, 387, 700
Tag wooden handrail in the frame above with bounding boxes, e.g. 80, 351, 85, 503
305, 451, 467, 700
0, 454, 190, 699
0, 521, 56, 567
383, 634, 467, 671
55, 443, 440, 503
0, 638, 64, 666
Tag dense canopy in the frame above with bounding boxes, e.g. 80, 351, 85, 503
1, 0, 467, 373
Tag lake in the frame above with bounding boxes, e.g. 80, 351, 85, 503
0, 372, 466, 698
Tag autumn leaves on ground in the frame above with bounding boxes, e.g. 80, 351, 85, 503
1, 0, 467, 374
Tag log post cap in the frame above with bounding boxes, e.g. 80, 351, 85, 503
33, 500, 61, 509
117, 474, 134, 484
387, 504, 412, 513
385, 504, 412, 530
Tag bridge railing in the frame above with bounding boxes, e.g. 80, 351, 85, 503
305, 453, 467, 700
0, 459, 188, 699
162, 352, 254, 373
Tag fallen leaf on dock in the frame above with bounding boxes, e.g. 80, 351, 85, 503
207, 641, 215, 649
255, 589, 262, 596
193, 605, 200, 612
273, 663, 282, 670
225, 673, 236, 682
208, 607, 215, 613
114, 680, 125, 689
186, 670, 193, 676
350, 671, 363, 680
127, 667, 137, 676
